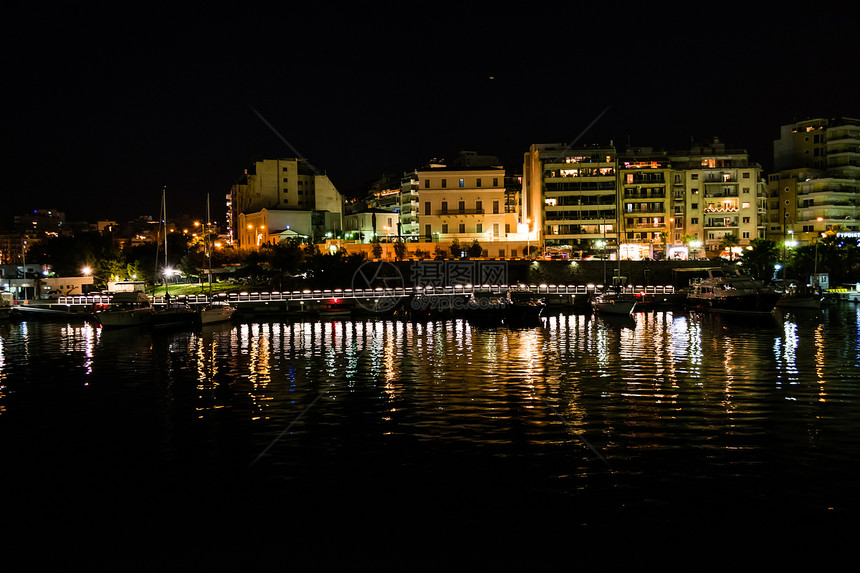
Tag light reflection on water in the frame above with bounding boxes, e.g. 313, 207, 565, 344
1, 306, 860, 562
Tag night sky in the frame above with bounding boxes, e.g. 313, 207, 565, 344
3, 4, 857, 227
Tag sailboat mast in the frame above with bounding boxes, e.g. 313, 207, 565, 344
162, 187, 169, 298
206, 194, 213, 292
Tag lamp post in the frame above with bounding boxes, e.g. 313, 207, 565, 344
690, 240, 702, 260
784, 230, 797, 279
813, 217, 824, 284
596, 240, 607, 285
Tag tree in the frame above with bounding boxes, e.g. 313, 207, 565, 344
269, 240, 305, 277
449, 238, 462, 259
467, 239, 483, 259
739, 238, 780, 281
371, 236, 383, 259
814, 233, 860, 285
720, 233, 739, 259
393, 239, 408, 261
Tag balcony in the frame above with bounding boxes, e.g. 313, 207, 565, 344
625, 220, 669, 230
624, 207, 668, 214
704, 174, 738, 183
704, 190, 739, 198
623, 191, 666, 199
435, 209, 485, 216
704, 218, 738, 228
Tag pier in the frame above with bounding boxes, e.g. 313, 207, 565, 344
53, 283, 678, 309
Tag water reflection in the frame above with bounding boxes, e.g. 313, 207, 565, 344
2, 309, 859, 458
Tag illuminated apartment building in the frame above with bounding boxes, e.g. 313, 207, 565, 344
523, 143, 618, 258
667, 138, 767, 259
767, 117, 860, 245
399, 171, 420, 240
524, 139, 767, 261
617, 150, 673, 259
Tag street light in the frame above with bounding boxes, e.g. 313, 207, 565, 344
667, 217, 674, 259
689, 240, 702, 260
596, 240, 607, 284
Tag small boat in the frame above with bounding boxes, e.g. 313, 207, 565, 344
591, 290, 637, 315
317, 298, 354, 318
152, 296, 196, 329
0, 291, 12, 320
775, 282, 823, 309
504, 287, 545, 327
8, 303, 85, 322
195, 194, 237, 327
150, 188, 196, 331
464, 289, 507, 326
197, 298, 236, 325
96, 291, 155, 328
686, 268, 781, 315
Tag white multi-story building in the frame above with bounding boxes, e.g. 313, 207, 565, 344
416, 163, 517, 255
768, 117, 860, 245
399, 171, 420, 240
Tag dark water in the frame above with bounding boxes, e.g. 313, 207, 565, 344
2, 305, 859, 568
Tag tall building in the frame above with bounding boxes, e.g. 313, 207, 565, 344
768, 117, 860, 245
617, 149, 673, 259
399, 171, 420, 239
523, 143, 619, 258
525, 139, 767, 260
230, 157, 344, 248
667, 138, 767, 258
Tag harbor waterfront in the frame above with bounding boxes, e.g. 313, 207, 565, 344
2, 303, 860, 567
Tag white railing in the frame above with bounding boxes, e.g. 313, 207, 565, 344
58, 284, 675, 306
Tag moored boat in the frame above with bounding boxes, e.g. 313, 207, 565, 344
197, 299, 236, 325
195, 194, 237, 327
591, 290, 637, 315
686, 269, 781, 315
775, 282, 823, 309
96, 292, 155, 328
317, 298, 354, 318
1, 291, 14, 320
9, 304, 89, 322
464, 289, 507, 326
504, 287, 546, 327
152, 297, 196, 330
